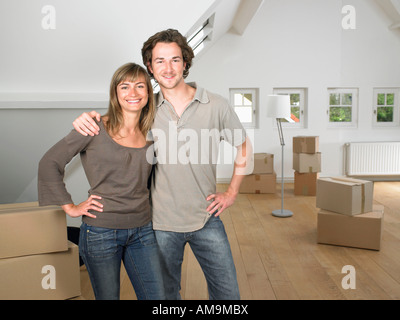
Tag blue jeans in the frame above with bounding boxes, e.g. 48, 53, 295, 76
79, 222, 165, 300
155, 215, 240, 300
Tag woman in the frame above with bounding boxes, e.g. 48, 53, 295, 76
38, 63, 165, 300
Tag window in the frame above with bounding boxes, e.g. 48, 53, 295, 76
327, 88, 358, 127
187, 14, 214, 56
151, 79, 160, 94
230, 88, 258, 128
373, 88, 399, 127
273, 88, 307, 128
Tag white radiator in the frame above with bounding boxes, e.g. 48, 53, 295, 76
345, 142, 400, 176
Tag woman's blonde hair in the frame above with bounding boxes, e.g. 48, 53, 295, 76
104, 63, 155, 138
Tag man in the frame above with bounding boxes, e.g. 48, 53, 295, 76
73, 29, 252, 300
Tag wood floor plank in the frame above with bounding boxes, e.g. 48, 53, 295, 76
349, 248, 400, 299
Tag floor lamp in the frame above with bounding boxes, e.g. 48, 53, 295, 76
267, 95, 293, 218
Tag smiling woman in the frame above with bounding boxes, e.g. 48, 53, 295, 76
104, 63, 155, 141
37, 62, 163, 300
117, 79, 148, 115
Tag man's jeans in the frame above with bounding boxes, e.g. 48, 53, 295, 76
79, 222, 165, 300
155, 215, 240, 300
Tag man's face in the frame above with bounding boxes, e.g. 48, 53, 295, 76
149, 42, 186, 90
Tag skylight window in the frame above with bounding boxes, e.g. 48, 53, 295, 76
151, 79, 159, 93
187, 14, 214, 56
188, 21, 209, 54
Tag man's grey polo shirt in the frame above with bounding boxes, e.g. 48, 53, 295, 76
149, 83, 246, 232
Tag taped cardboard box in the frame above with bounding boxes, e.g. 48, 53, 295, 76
293, 136, 319, 154
317, 205, 384, 251
0, 241, 81, 300
294, 172, 319, 196
316, 177, 373, 215
252, 153, 274, 174
239, 172, 276, 194
0, 206, 68, 259
293, 152, 321, 173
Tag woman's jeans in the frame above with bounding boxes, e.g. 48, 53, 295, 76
79, 222, 165, 300
155, 215, 240, 300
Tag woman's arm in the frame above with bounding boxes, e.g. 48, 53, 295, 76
62, 195, 102, 219
38, 130, 103, 217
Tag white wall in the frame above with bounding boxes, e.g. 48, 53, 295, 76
188, 0, 400, 181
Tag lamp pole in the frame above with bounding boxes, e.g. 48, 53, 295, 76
272, 118, 293, 218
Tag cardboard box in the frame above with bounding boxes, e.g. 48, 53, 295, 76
317, 205, 384, 250
239, 172, 276, 194
253, 153, 274, 174
293, 152, 321, 173
0, 206, 68, 259
316, 177, 374, 215
0, 241, 81, 300
0, 201, 39, 210
294, 172, 319, 196
293, 136, 319, 154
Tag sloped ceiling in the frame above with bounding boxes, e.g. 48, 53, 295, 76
230, 0, 264, 35
0, 0, 247, 97
375, 0, 400, 29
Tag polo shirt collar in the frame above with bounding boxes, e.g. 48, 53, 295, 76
155, 82, 209, 108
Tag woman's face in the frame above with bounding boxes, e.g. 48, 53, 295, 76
116, 75, 149, 114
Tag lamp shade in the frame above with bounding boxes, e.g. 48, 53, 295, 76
266, 95, 291, 119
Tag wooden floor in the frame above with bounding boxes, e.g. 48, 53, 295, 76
78, 181, 400, 300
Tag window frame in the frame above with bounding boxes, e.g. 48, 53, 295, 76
327, 88, 358, 128
372, 88, 400, 127
229, 88, 258, 129
272, 88, 307, 129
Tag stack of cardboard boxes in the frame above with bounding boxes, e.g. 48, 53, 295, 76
239, 153, 276, 194
293, 136, 321, 196
0, 202, 81, 299
316, 177, 384, 250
